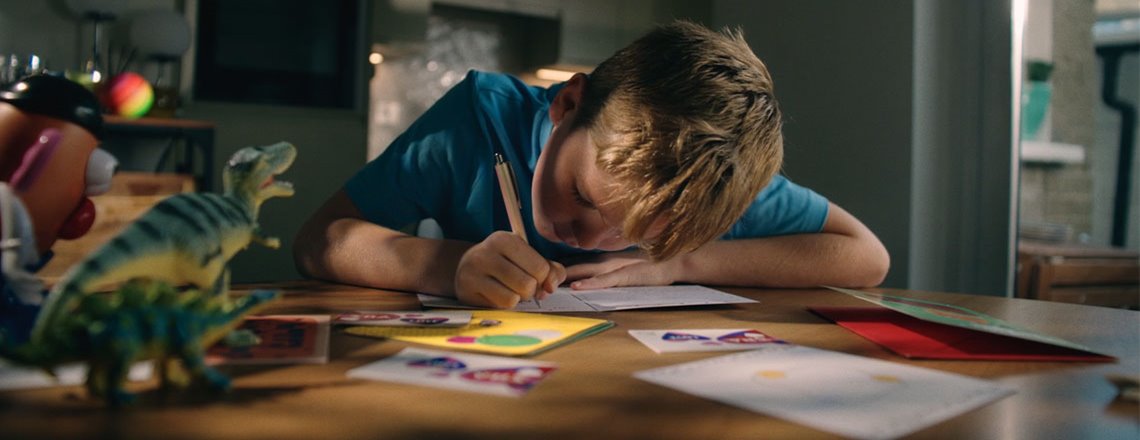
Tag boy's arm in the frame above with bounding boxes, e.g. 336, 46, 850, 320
293, 189, 471, 296
565, 202, 889, 289
294, 190, 565, 307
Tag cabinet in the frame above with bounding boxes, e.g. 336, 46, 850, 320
1016, 240, 1139, 309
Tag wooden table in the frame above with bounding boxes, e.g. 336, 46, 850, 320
2, 281, 1137, 439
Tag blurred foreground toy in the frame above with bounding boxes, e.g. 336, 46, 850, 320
33, 142, 297, 344
0, 74, 113, 255
0, 142, 296, 406
0, 75, 117, 344
1, 278, 280, 406
100, 72, 154, 118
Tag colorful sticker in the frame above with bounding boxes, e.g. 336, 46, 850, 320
630, 329, 786, 353
409, 356, 467, 372
460, 366, 556, 391
662, 332, 712, 342
717, 330, 782, 345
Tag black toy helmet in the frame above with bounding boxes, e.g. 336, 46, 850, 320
0, 74, 104, 140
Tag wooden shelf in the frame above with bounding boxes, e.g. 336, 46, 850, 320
1021, 140, 1085, 164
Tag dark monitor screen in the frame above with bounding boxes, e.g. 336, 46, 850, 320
194, 0, 363, 109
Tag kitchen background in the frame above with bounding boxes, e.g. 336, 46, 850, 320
0, 0, 1136, 300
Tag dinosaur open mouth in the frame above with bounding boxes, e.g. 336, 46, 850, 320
259, 176, 293, 190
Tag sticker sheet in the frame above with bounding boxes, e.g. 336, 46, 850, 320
634, 344, 1014, 439
628, 329, 785, 353
334, 310, 473, 327
346, 347, 558, 397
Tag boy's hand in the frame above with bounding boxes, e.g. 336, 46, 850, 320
455, 231, 566, 308
562, 250, 678, 290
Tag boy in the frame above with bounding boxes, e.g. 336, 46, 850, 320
294, 21, 889, 308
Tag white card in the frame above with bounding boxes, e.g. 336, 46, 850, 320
628, 329, 786, 353
634, 344, 1014, 439
0, 359, 153, 391
419, 285, 756, 312
334, 310, 472, 327
346, 347, 557, 397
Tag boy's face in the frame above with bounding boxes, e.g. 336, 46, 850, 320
532, 122, 631, 251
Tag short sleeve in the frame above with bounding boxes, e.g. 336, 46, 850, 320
344, 76, 483, 232
722, 174, 830, 239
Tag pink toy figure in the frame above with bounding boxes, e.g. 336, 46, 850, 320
0, 75, 117, 343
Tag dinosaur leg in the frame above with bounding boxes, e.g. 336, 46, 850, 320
211, 269, 231, 298
97, 317, 143, 406
178, 337, 231, 393
85, 362, 108, 399
159, 356, 191, 391
104, 356, 137, 407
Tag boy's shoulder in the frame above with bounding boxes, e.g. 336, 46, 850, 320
463, 70, 552, 105
464, 70, 523, 92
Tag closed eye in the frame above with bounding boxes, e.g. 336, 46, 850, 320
572, 186, 595, 209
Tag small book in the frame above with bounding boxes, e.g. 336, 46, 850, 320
342, 310, 613, 357
206, 315, 331, 365
812, 287, 1115, 362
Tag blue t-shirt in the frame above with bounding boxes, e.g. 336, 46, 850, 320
345, 71, 829, 260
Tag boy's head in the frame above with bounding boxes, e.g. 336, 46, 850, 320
532, 21, 784, 260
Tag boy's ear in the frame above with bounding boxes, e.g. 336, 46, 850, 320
549, 73, 587, 125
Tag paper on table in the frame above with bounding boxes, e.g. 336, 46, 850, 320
347, 347, 557, 397
418, 285, 756, 312
634, 344, 1015, 439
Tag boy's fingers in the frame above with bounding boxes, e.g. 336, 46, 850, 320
570, 268, 629, 290
539, 261, 567, 298
475, 276, 522, 309
489, 231, 550, 279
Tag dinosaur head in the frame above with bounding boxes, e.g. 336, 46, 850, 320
223, 142, 296, 205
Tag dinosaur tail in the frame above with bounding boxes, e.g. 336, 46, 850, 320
29, 278, 85, 344
227, 290, 281, 320
0, 330, 62, 370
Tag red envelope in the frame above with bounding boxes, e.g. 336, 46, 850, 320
810, 306, 1115, 362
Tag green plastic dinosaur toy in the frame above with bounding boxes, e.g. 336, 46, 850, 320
31, 142, 297, 343
2, 278, 280, 406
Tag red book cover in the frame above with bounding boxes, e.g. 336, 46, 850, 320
810, 306, 1114, 362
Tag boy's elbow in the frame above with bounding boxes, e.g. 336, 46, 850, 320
858, 242, 891, 287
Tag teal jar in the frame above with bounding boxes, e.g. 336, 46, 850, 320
1021, 80, 1052, 140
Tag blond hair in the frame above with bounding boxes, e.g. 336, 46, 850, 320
574, 21, 784, 260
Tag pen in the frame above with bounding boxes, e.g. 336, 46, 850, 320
493, 153, 540, 307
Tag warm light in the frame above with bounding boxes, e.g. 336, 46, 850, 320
535, 68, 575, 82
369, 52, 384, 65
